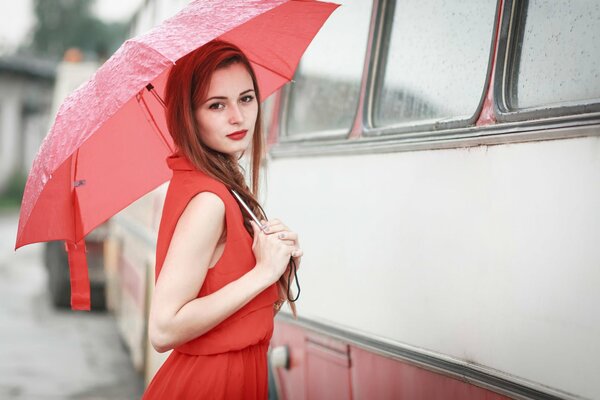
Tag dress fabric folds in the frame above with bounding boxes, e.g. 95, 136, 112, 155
142, 152, 279, 400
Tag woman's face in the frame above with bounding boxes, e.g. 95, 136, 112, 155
194, 62, 258, 158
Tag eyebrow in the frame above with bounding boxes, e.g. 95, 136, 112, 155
204, 89, 255, 103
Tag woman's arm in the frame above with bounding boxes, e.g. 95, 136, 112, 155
148, 192, 272, 353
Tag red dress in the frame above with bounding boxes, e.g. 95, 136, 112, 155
142, 152, 279, 399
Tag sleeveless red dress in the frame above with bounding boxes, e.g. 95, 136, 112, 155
142, 152, 279, 399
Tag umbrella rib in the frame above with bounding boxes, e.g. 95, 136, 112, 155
136, 91, 175, 153
249, 58, 293, 83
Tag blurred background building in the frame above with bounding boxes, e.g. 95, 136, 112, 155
0, 54, 54, 196
0, 0, 136, 207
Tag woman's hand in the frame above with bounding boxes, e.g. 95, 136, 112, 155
250, 220, 295, 285
260, 219, 303, 268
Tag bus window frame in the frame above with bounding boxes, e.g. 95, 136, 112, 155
362, 0, 499, 138
493, 0, 600, 123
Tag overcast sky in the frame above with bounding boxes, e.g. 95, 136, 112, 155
0, 0, 144, 54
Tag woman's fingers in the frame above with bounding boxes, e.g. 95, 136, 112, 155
262, 223, 298, 243
261, 219, 287, 233
264, 230, 295, 249
275, 231, 297, 241
268, 235, 299, 256
260, 220, 301, 258
291, 248, 303, 258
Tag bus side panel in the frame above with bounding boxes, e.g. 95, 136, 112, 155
351, 346, 509, 400
306, 335, 352, 399
272, 320, 511, 400
272, 322, 307, 400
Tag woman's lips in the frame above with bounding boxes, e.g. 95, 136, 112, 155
226, 130, 247, 140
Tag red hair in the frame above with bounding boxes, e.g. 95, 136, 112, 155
165, 39, 296, 316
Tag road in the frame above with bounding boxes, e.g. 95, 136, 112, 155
0, 210, 144, 399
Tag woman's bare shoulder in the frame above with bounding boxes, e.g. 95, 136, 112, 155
178, 191, 225, 238
187, 190, 225, 212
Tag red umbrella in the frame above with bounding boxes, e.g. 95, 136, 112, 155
15, 0, 339, 310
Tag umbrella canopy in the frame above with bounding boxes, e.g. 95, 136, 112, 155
15, 0, 339, 310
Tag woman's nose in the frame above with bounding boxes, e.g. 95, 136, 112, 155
229, 104, 244, 124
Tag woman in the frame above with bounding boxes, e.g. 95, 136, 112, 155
142, 39, 302, 399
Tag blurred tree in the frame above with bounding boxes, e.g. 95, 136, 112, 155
20, 0, 129, 61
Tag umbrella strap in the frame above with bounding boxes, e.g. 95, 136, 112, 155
65, 239, 91, 311
287, 257, 300, 302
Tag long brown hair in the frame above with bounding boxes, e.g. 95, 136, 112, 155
164, 39, 296, 316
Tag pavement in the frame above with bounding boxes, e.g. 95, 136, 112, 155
0, 210, 144, 400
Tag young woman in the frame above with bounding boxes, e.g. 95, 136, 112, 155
142, 39, 302, 399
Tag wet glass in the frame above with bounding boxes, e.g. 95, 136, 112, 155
374, 0, 497, 128
285, 0, 372, 137
511, 0, 600, 109
261, 94, 274, 135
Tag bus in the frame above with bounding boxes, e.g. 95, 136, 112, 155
104, 0, 600, 399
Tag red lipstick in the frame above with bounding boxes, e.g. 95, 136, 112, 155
226, 129, 247, 140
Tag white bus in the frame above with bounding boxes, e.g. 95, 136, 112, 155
105, 1, 600, 399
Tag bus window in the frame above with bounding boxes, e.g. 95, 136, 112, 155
373, 0, 497, 129
262, 94, 275, 133
508, 0, 600, 110
285, 0, 372, 138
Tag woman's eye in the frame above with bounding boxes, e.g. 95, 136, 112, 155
241, 95, 255, 103
209, 102, 224, 110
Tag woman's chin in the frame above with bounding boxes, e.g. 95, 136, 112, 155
220, 145, 250, 159
229, 142, 252, 158
205, 137, 252, 158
